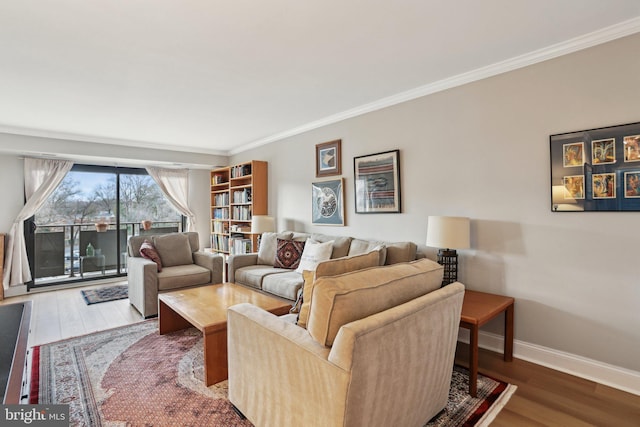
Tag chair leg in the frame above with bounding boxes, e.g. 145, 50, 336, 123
231, 404, 246, 420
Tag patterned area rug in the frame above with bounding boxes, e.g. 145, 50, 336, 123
81, 284, 128, 305
30, 320, 516, 426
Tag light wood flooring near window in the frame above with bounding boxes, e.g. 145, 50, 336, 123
1, 282, 142, 347
2, 285, 639, 426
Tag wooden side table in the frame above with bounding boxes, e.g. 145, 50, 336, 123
459, 289, 514, 397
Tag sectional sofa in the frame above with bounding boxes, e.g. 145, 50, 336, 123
227, 231, 423, 301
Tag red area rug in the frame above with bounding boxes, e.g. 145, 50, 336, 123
30, 320, 515, 426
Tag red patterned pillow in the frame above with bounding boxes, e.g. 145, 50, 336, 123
274, 238, 305, 270
140, 239, 163, 272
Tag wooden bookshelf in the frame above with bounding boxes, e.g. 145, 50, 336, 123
210, 161, 267, 254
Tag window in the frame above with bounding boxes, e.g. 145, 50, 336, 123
28, 164, 183, 287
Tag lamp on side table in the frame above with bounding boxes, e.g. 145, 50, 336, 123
251, 215, 275, 251
426, 216, 470, 286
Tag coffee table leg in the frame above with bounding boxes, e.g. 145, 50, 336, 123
469, 325, 479, 397
504, 303, 514, 362
204, 329, 228, 386
159, 300, 192, 334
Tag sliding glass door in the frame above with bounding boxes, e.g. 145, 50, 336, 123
27, 165, 183, 288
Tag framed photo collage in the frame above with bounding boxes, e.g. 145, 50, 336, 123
550, 121, 640, 211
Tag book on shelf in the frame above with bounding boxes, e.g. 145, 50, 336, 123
212, 221, 229, 234
232, 188, 252, 203
229, 236, 253, 255
211, 234, 229, 252
213, 207, 229, 219
231, 164, 252, 178
212, 174, 227, 185
214, 192, 229, 206
232, 206, 252, 221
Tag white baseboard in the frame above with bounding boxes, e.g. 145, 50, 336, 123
458, 329, 640, 397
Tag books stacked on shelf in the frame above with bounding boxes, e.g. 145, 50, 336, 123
212, 221, 228, 234
231, 164, 252, 178
211, 234, 229, 252
232, 206, 252, 221
232, 188, 252, 203
213, 207, 229, 219
212, 174, 227, 185
214, 192, 229, 206
230, 233, 252, 255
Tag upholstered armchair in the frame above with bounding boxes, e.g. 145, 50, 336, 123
227, 259, 464, 427
127, 232, 223, 318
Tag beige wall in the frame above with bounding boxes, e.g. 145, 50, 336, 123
232, 33, 640, 373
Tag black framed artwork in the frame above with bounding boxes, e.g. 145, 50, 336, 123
550, 121, 640, 211
354, 149, 401, 213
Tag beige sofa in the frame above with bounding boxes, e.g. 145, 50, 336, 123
228, 258, 465, 427
227, 231, 421, 300
127, 232, 223, 318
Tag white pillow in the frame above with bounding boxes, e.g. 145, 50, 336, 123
295, 238, 334, 273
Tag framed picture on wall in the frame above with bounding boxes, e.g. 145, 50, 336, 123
312, 178, 345, 226
550, 121, 640, 211
354, 149, 401, 213
315, 139, 342, 177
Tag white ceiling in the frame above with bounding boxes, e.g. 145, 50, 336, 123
1, 0, 640, 156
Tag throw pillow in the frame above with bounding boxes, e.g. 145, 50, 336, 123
274, 238, 305, 270
295, 238, 334, 273
290, 286, 304, 314
153, 233, 193, 267
296, 270, 315, 328
307, 258, 444, 346
297, 250, 380, 329
139, 239, 163, 272
257, 232, 293, 265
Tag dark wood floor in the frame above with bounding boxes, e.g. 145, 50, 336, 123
455, 343, 640, 426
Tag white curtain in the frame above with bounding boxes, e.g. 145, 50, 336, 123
3, 158, 74, 288
146, 167, 196, 232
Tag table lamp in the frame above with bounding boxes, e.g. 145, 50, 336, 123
426, 216, 470, 286
251, 215, 275, 250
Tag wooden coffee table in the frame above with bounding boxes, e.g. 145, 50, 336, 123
158, 283, 291, 386
459, 289, 514, 397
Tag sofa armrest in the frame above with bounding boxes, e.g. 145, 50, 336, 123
226, 253, 258, 283
127, 256, 159, 318
193, 251, 223, 284
227, 303, 349, 427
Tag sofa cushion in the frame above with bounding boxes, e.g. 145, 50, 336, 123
291, 232, 311, 241
157, 264, 211, 291
235, 265, 291, 290
274, 239, 305, 269
262, 271, 304, 300
297, 250, 381, 329
257, 232, 294, 265
139, 239, 162, 272
311, 233, 352, 259
348, 239, 387, 265
153, 233, 193, 267
307, 258, 444, 346
295, 239, 334, 273
384, 241, 417, 265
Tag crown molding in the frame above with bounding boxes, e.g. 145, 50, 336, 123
0, 125, 228, 157
231, 16, 640, 155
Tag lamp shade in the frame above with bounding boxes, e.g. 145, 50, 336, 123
426, 216, 470, 250
251, 215, 275, 234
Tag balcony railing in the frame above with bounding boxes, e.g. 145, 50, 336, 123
33, 221, 182, 286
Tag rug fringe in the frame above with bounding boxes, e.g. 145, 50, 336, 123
476, 384, 517, 427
